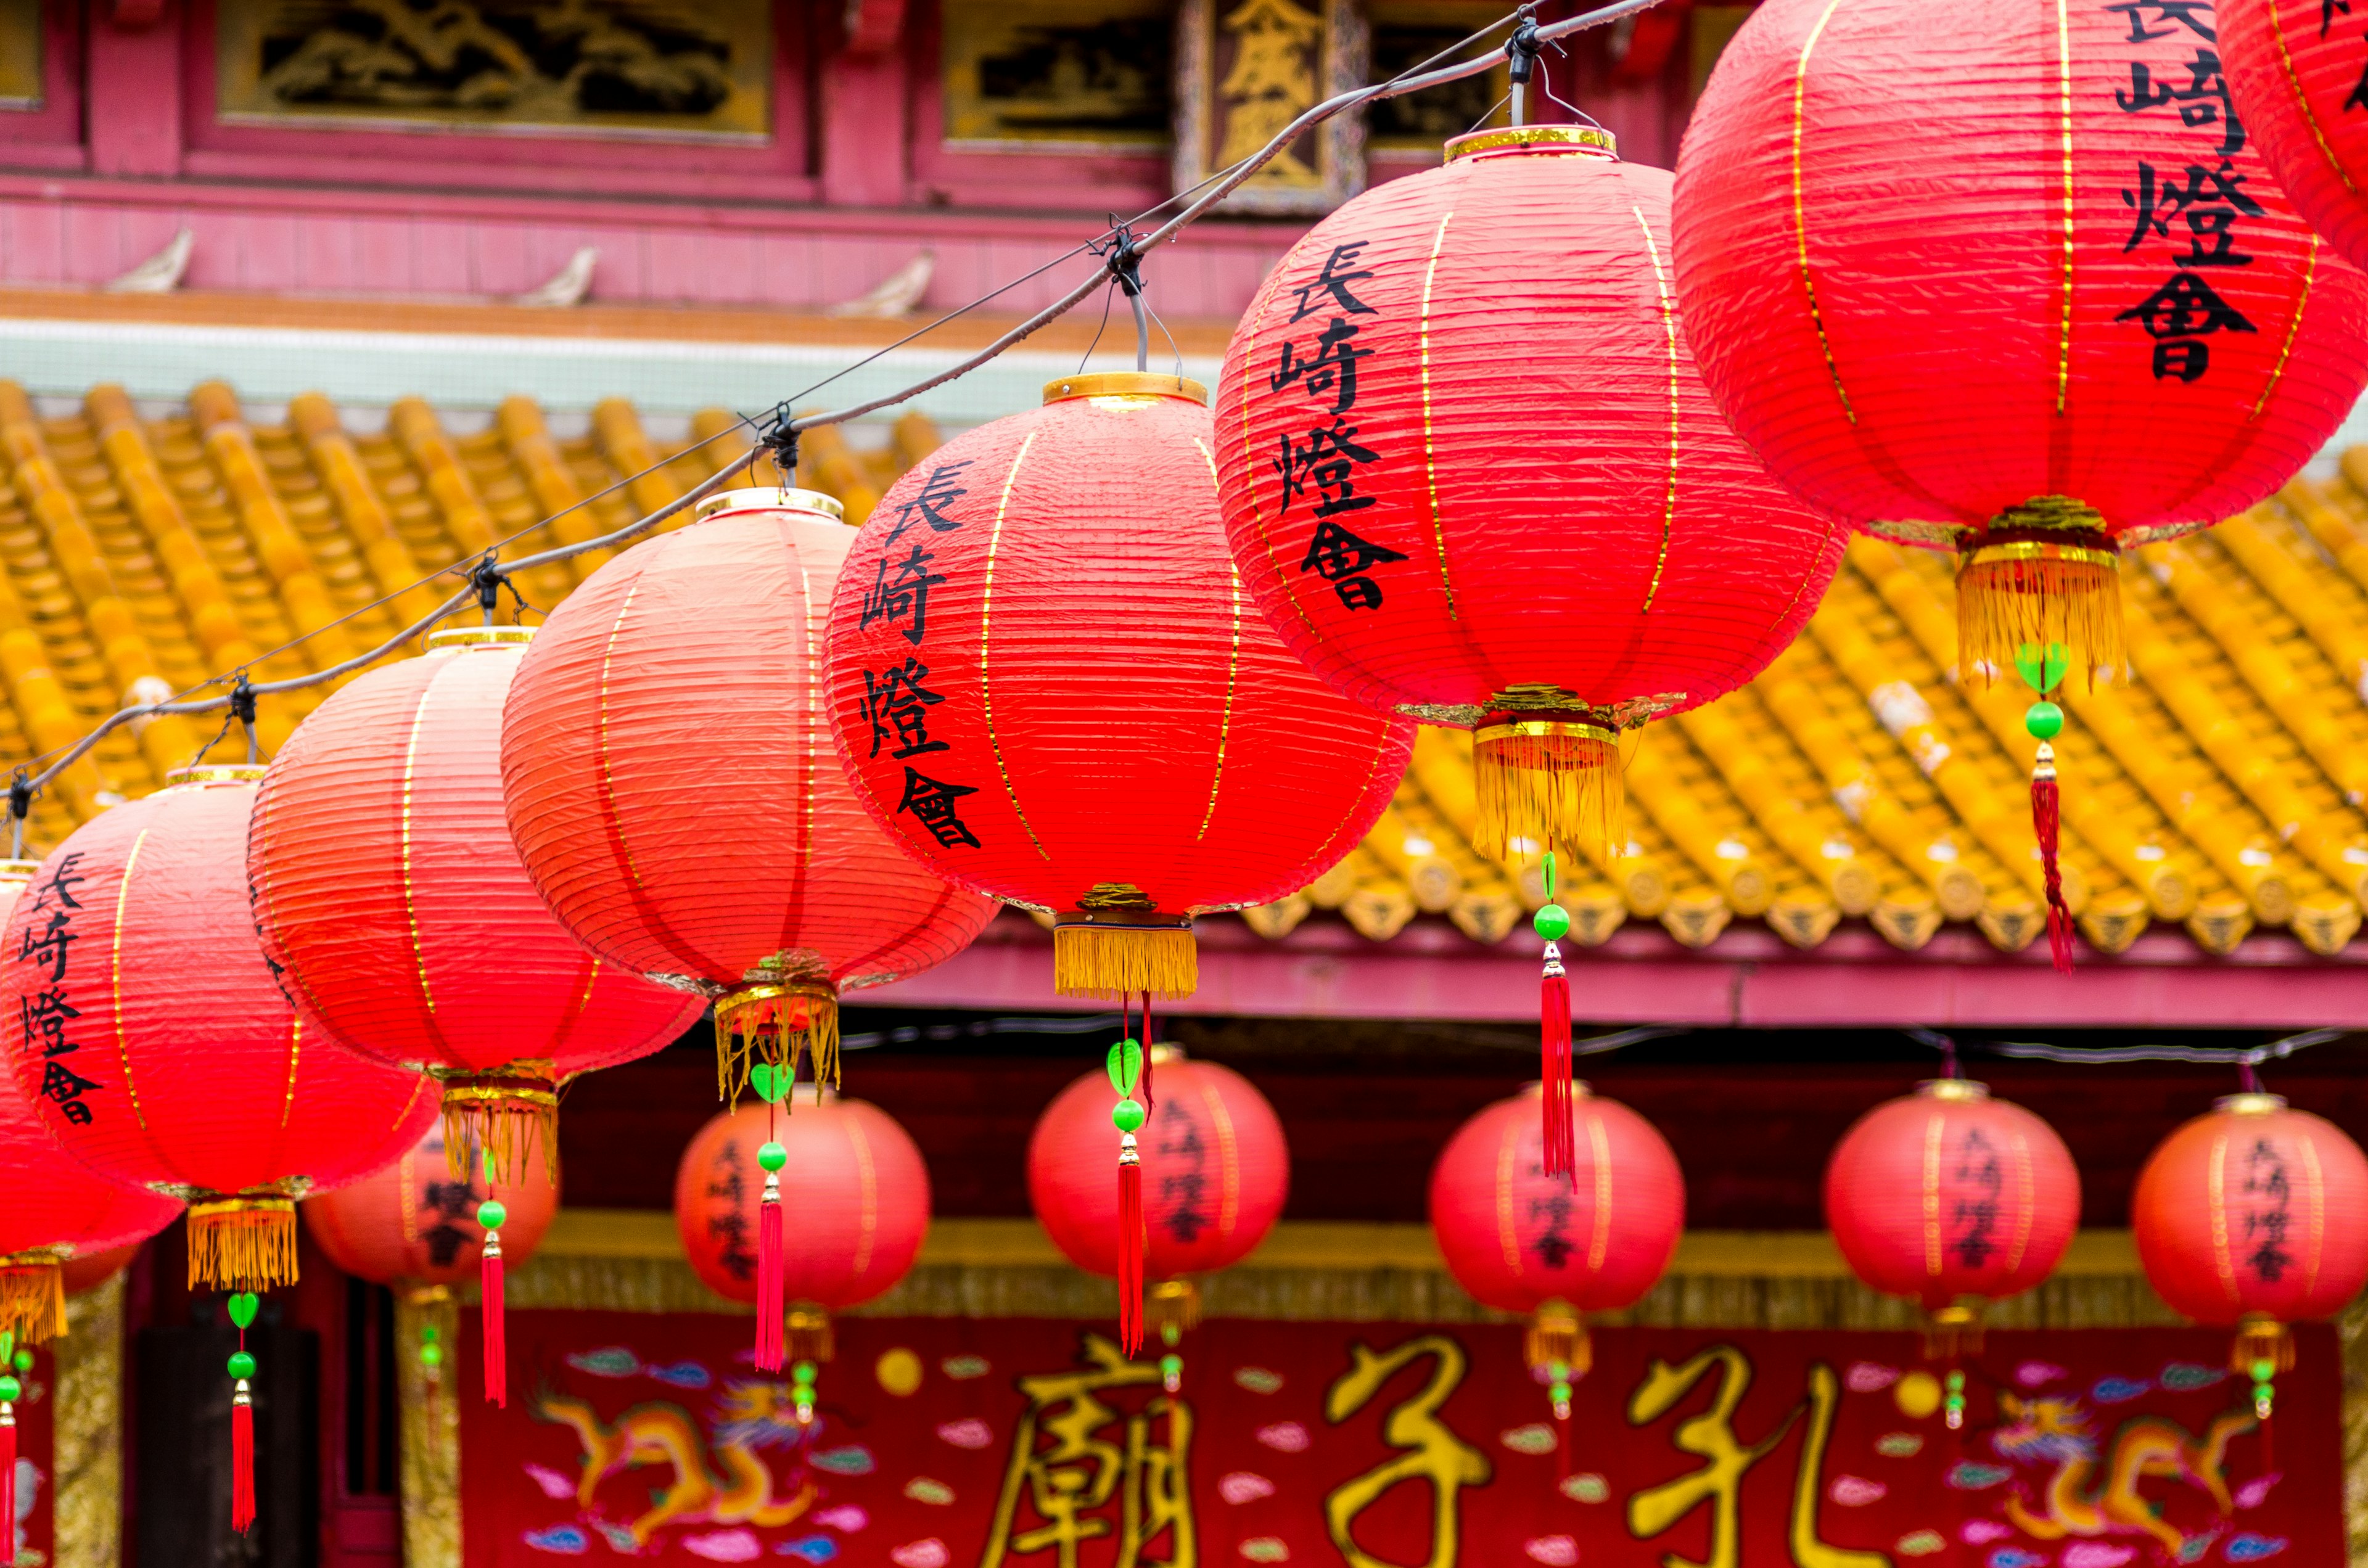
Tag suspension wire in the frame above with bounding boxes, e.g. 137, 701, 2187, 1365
16, 0, 1669, 803
1904, 1025, 2353, 1070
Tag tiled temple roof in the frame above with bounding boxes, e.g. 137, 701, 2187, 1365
2, 381, 2362, 962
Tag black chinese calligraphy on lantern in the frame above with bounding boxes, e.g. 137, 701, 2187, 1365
705, 1139, 758, 1284
16, 853, 95, 1127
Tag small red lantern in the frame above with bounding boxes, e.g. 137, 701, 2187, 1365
2133, 1090, 2368, 1420
501, 489, 998, 1101
1431, 1083, 1683, 1434
0, 860, 178, 1345
1028, 1046, 1288, 1374
2225, 0, 2368, 276
823, 375, 1412, 1004
1825, 1078, 2081, 1406
675, 1090, 929, 1414
305, 1119, 559, 1288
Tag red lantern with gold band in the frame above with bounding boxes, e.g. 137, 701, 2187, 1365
500, 488, 998, 1102
304, 1118, 559, 1287
2224, 0, 2368, 277
823, 374, 1412, 1001
1825, 1077, 2081, 1392
2133, 1090, 2368, 1424
0, 768, 439, 1289
0, 858, 179, 1346
1430, 1083, 1683, 1441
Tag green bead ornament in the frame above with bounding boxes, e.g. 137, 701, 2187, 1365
1112, 1098, 1146, 1134
421, 1324, 440, 1344
1159, 1354, 1182, 1377
225, 1292, 259, 1329
1533, 903, 1570, 942
792, 1361, 818, 1386
1104, 1038, 1143, 1098
10, 1350, 28, 1374
0, 1377, 18, 1403
2251, 1359, 2276, 1382
2024, 700, 2063, 740
419, 1344, 443, 1369
477, 1199, 507, 1230
226, 1352, 255, 1381
758, 1141, 788, 1173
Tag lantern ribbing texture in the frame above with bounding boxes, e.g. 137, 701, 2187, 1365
303, 1120, 557, 1289
2132, 1094, 2368, 1355
0, 770, 440, 1291
1213, 127, 1845, 866
252, 629, 703, 1179
824, 377, 1413, 999
1026, 1051, 1288, 1284
0, 860, 179, 1341
500, 491, 998, 1099
2224, 0, 2368, 277
1673, 0, 2368, 677
1823, 1080, 2081, 1335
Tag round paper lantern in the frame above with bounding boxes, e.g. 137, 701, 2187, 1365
675, 1089, 928, 1409
1825, 1078, 2080, 1387
1213, 125, 1843, 868
501, 488, 998, 1100
1675, 0, 2368, 681
2134, 1091, 2368, 1414
251, 626, 704, 1174
1028, 1046, 1288, 1373
2225, 0, 2368, 275
824, 376, 1412, 1003
1431, 1082, 1683, 1423
303, 1119, 559, 1289
0, 768, 440, 1292
0, 859, 179, 1343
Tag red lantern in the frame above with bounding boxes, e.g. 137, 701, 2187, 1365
2225, 0, 2368, 276
1674, 0, 2368, 675
0, 769, 440, 1291
60, 1244, 140, 1296
500, 489, 998, 1101
1028, 1047, 1288, 1373
1430, 1083, 1683, 1431
2133, 1090, 2368, 1418
303, 1119, 559, 1288
0, 860, 178, 1344
1825, 1078, 2081, 1379
824, 375, 1412, 1003
252, 627, 703, 1173
674, 1090, 928, 1413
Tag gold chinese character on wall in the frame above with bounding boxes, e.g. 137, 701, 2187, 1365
1173, 0, 1365, 212
215, 0, 771, 139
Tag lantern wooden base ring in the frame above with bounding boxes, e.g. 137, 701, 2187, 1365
438, 1062, 560, 1186
1052, 908, 1196, 1000
0, 1249, 67, 1344
713, 981, 839, 1107
1476, 718, 1621, 864
187, 1193, 298, 1291
1956, 499, 2124, 685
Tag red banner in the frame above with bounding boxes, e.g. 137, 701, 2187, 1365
461, 1310, 2338, 1567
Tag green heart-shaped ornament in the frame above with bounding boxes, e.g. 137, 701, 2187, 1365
2014, 641, 2069, 696
1105, 1039, 1143, 1099
750, 1062, 792, 1104
226, 1292, 260, 1329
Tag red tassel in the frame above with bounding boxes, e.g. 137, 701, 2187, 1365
1140, 994, 1155, 1112
2031, 752, 2074, 974
231, 1385, 255, 1533
0, 1404, 17, 1565
1117, 1138, 1144, 1357
757, 1178, 784, 1372
482, 1231, 506, 1408
1541, 966, 1574, 1180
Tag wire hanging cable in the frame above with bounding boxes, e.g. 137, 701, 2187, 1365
1905, 1025, 2353, 1069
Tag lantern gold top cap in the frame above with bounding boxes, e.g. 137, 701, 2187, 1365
2216, 1092, 2288, 1115
0, 860, 36, 882
1919, 1078, 1990, 1102
1043, 372, 1209, 406
1445, 124, 1618, 163
1523, 1080, 1593, 1101
164, 764, 266, 787
427, 625, 534, 652
694, 486, 847, 525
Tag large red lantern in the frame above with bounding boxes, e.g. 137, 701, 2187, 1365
0, 859, 178, 1345
304, 1119, 559, 1288
2133, 1090, 2368, 1419
1825, 1078, 2081, 1385
2225, 0, 2368, 276
0, 770, 438, 1289
1431, 1083, 1683, 1433
823, 375, 1412, 1004
501, 489, 998, 1101
675, 1090, 929, 1411
1674, 0, 2368, 676
1028, 1046, 1288, 1372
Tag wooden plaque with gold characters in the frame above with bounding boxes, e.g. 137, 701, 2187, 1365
0, 0, 41, 111
1173, 0, 1367, 213
940, 0, 1178, 151
215, 0, 771, 141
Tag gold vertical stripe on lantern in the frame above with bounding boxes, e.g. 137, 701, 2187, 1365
2054, 0, 2074, 414
2303, 1134, 2326, 1297
1587, 1112, 1613, 1274
979, 431, 1050, 862
1630, 202, 1680, 614
1418, 208, 1460, 614
2208, 1130, 2235, 1304
2253, 237, 2319, 419
1790, 0, 1856, 424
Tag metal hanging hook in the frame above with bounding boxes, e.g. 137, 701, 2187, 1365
7, 772, 28, 862
468, 555, 509, 628
1506, 5, 1542, 127
229, 673, 259, 765
1100, 225, 1152, 372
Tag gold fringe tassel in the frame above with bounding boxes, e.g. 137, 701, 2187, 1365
784, 1303, 835, 1366
1956, 505, 2125, 685
1474, 720, 1621, 866
1524, 1300, 1590, 1379
713, 983, 840, 1109
2233, 1313, 2293, 1375
0, 1256, 66, 1344
1924, 1302, 1984, 1360
186, 1195, 298, 1292
1148, 1279, 1203, 1341
1051, 921, 1197, 1000
438, 1064, 559, 1186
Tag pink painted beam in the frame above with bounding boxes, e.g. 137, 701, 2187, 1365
857, 912, 2368, 1028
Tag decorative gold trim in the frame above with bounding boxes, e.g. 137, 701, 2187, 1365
1053, 909, 1193, 930
399, 657, 446, 1020
1418, 208, 1459, 617
693, 486, 845, 523
980, 430, 1051, 861
2253, 234, 2317, 419
1477, 718, 1617, 747
162, 764, 266, 786
2216, 1092, 2288, 1115
110, 828, 150, 1134
1040, 373, 1209, 406
1631, 200, 1680, 615
1962, 538, 2120, 572
2055, 0, 2074, 414
1193, 546, 1243, 845
1791, 0, 1856, 425
424, 625, 534, 650
1920, 1078, 1989, 1102
2266, 0, 2361, 199
1444, 124, 1616, 160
